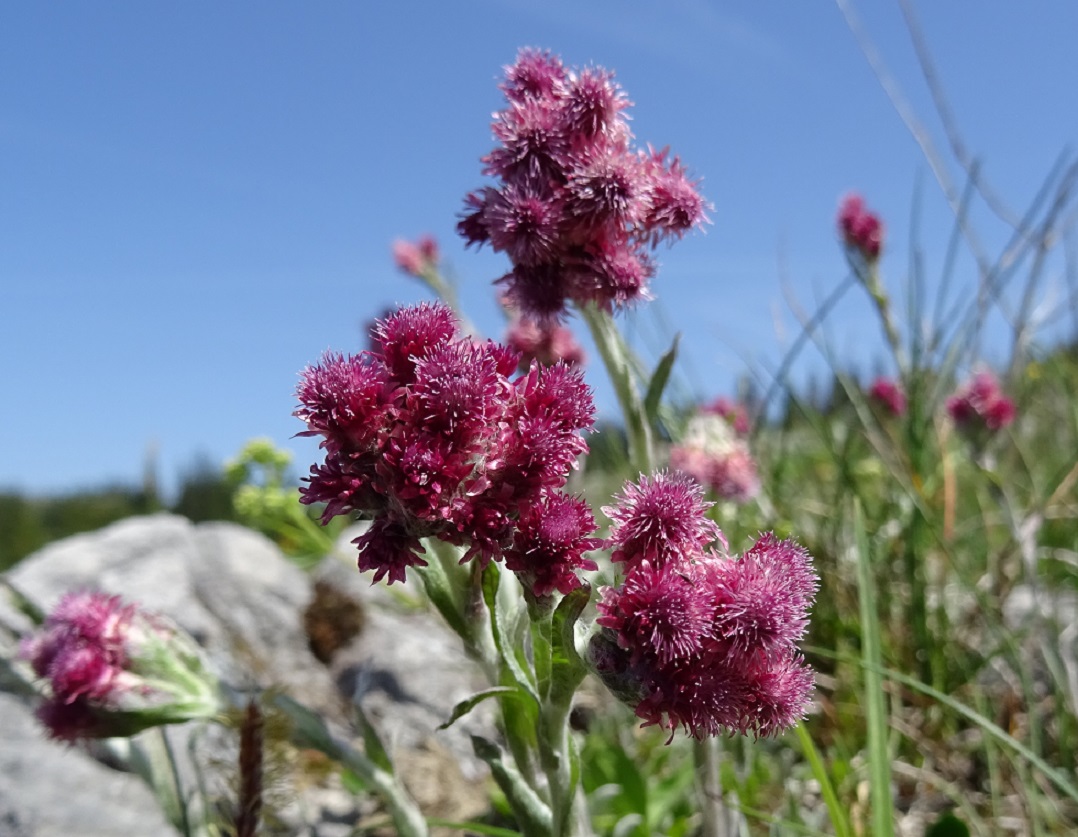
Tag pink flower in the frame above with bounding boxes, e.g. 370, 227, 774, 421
706, 533, 818, 662
19, 591, 220, 741
868, 376, 906, 417
838, 193, 884, 262
946, 370, 1016, 432
459, 49, 708, 321
669, 412, 760, 503
596, 560, 712, 666
392, 235, 440, 278
591, 525, 818, 740
21, 591, 132, 707
602, 471, 724, 568
297, 301, 600, 590
504, 492, 602, 597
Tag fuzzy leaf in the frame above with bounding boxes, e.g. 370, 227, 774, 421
439, 687, 521, 730
643, 333, 680, 429
548, 584, 591, 709
471, 735, 552, 837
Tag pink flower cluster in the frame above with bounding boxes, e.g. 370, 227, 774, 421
946, 370, 1016, 432
458, 49, 708, 322
868, 376, 906, 417
669, 408, 760, 503
392, 235, 440, 278
591, 472, 817, 739
838, 194, 884, 262
296, 301, 601, 596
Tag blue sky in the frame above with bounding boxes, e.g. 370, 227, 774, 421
3, 1, 1076, 499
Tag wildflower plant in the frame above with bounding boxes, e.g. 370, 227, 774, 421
8, 48, 823, 837
286, 50, 815, 836
6, 20, 1076, 837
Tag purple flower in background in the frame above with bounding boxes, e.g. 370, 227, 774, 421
504, 312, 586, 369
392, 235, 440, 278
19, 591, 220, 741
459, 48, 708, 322
296, 301, 600, 592
869, 376, 906, 417
669, 411, 760, 503
947, 369, 1016, 433
701, 396, 750, 435
838, 193, 884, 262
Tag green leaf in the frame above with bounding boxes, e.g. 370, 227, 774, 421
339, 767, 369, 794
578, 302, 654, 471
426, 819, 522, 837
643, 333, 680, 429
482, 564, 540, 705
438, 687, 522, 730
0, 578, 46, 625
471, 735, 553, 837
548, 584, 591, 709
608, 744, 648, 822
794, 722, 851, 837
413, 543, 471, 642
352, 699, 394, 774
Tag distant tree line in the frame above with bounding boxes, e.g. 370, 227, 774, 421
0, 455, 237, 571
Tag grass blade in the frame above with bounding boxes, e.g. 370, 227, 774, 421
854, 498, 894, 836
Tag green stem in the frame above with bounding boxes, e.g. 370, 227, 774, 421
693, 737, 734, 837
577, 302, 654, 472
854, 500, 895, 837
273, 693, 429, 837
159, 727, 193, 837
794, 723, 851, 837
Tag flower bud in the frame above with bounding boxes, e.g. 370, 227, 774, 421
19, 590, 221, 741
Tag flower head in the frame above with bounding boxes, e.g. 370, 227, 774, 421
706, 533, 819, 662
838, 193, 884, 262
297, 302, 599, 590
701, 396, 750, 435
590, 528, 818, 740
393, 235, 440, 278
602, 471, 724, 568
460, 49, 708, 321
371, 301, 459, 384
868, 376, 906, 417
504, 313, 586, 370
947, 369, 1016, 433
19, 590, 220, 741
596, 560, 712, 666
504, 492, 602, 597
669, 412, 760, 503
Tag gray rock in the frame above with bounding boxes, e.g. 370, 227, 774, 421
1, 514, 497, 835
0, 514, 348, 835
3, 513, 340, 713
0, 690, 174, 836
